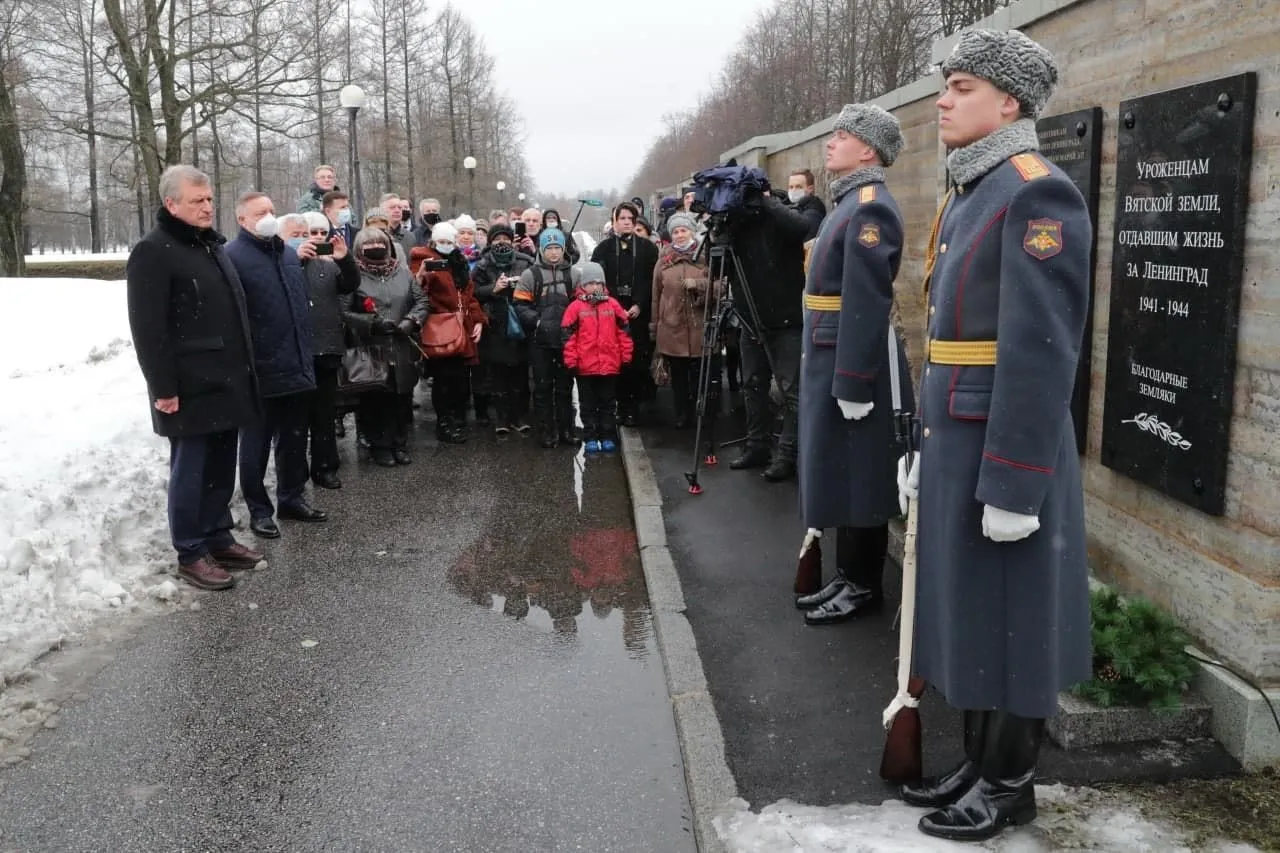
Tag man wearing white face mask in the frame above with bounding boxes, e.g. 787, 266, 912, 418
785, 168, 827, 240
225, 191, 327, 539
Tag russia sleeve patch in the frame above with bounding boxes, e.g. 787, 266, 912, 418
1023, 218, 1063, 260
858, 223, 881, 248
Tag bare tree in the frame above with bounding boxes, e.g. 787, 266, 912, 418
0, 1, 33, 275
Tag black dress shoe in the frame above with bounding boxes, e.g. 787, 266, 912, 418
795, 576, 848, 610
436, 427, 467, 445
250, 517, 281, 539
278, 503, 328, 523
729, 448, 770, 470
803, 582, 878, 625
762, 457, 796, 482
371, 448, 396, 467
540, 433, 558, 449
559, 429, 580, 446
392, 449, 412, 465
312, 471, 342, 490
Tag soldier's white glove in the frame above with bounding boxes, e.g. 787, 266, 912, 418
982, 505, 1040, 542
837, 400, 874, 421
896, 451, 920, 516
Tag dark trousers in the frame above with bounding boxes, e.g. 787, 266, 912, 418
470, 362, 490, 420
531, 347, 575, 434
578, 375, 618, 441
491, 360, 531, 425
359, 391, 411, 451
667, 355, 700, 423
617, 337, 653, 417
308, 355, 340, 475
168, 430, 239, 566
836, 524, 889, 594
740, 327, 801, 457
240, 393, 312, 520
431, 357, 471, 426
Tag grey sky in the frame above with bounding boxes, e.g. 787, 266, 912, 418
474, 0, 779, 196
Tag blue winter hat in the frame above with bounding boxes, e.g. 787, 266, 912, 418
539, 227, 566, 250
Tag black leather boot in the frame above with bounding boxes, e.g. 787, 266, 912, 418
761, 452, 796, 482
901, 710, 987, 807
918, 713, 1044, 842
729, 447, 770, 470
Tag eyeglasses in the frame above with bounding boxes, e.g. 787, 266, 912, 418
308, 229, 329, 237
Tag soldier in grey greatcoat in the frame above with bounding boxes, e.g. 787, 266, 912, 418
896, 29, 1093, 843
794, 104, 914, 626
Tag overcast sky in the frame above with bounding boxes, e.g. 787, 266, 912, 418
473, 0, 780, 196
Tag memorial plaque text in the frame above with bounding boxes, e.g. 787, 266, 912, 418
1100, 73, 1256, 515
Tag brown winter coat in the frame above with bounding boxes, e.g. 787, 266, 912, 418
416, 248, 488, 364
649, 248, 710, 358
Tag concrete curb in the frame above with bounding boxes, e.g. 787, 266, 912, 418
619, 427, 737, 853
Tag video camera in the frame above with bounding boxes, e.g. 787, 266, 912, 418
689, 164, 772, 239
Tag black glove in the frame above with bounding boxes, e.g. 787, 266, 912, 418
397, 318, 417, 336
372, 318, 398, 335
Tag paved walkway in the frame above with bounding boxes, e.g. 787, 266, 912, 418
0, 429, 694, 853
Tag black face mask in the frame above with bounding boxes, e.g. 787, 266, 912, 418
362, 246, 389, 260
490, 243, 514, 267
424, 213, 441, 226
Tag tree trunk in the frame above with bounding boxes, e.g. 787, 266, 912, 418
381, 13, 391, 188
252, 8, 264, 189
401, 2, 414, 203
0, 54, 26, 276
187, 0, 198, 167
314, 0, 326, 163
83, 0, 103, 252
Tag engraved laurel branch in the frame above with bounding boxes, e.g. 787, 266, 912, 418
1120, 412, 1193, 451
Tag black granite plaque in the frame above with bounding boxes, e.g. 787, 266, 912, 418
1038, 107, 1102, 456
1100, 73, 1256, 515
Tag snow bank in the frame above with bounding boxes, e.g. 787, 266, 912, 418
0, 278, 173, 680
713, 787, 1259, 852
574, 230, 597, 260
25, 251, 130, 264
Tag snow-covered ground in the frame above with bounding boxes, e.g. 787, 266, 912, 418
25, 251, 130, 264
714, 786, 1259, 852
0, 278, 175, 681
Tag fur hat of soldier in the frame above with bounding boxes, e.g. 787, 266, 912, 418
832, 104, 904, 167
941, 29, 1059, 118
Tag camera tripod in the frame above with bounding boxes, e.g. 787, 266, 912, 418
685, 238, 779, 495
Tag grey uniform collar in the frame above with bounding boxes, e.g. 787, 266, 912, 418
829, 166, 886, 204
946, 118, 1040, 187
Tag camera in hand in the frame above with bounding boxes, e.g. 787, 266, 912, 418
421, 257, 450, 271
401, 209, 412, 222
513, 221, 527, 238
313, 241, 334, 256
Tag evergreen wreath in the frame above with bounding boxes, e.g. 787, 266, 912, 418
1074, 588, 1197, 710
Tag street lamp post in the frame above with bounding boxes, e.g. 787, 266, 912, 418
496, 180, 506, 209
463, 156, 477, 216
339, 84, 367, 218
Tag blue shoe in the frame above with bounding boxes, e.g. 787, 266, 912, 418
601, 439, 617, 453
584, 440, 602, 454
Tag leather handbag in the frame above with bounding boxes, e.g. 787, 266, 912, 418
422, 307, 467, 358
338, 344, 390, 393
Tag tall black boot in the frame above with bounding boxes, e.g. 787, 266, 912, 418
918, 712, 1044, 841
803, 526, 880, 625
901, 710, 988, 807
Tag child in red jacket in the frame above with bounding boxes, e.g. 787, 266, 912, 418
562, 262, 634, 453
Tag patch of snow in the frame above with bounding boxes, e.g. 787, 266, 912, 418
574, 230, 597, 260
25, 251, 130, 264
713, 786, 1259, 852
0, 278, 174, 681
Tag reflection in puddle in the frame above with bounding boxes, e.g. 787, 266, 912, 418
448, 526, 654, 661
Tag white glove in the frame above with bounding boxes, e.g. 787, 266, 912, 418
837, 399, 874, 420
896, 451, 920, 516
982, 505, 1040, 542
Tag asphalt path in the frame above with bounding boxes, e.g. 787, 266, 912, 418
639, 411, 1239, 810
0, 423, 695, 853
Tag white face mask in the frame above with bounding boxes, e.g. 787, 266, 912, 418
787, 189, 807, 204
434, 242, 455, 255
253, 213, 278, 239
674, 238, 695, 251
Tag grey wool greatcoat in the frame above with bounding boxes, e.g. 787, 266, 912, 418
798, 175, 913, 529
914, 149, 1093, 719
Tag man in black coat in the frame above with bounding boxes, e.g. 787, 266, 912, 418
126, 165, 265, 591
724, 175, 824, 482
225, 191, 326, 540
590, 202, 659, 426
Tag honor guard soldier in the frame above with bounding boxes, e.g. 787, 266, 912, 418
794, 104, 914, 626
897, 29, 1094, 841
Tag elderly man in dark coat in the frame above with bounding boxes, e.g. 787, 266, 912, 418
126, 165, 264, 591
794, 104, 913, 626
225, 191, 327, 540
897, 29, 1093, 843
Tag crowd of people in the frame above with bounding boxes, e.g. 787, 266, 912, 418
127, 25, 1090, 846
